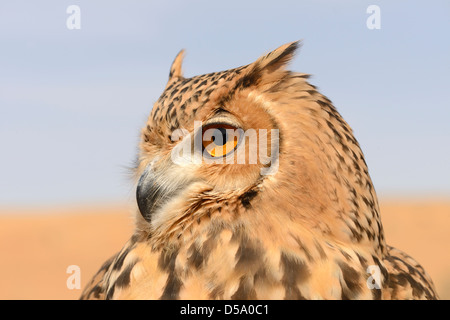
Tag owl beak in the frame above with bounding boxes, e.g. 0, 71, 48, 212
136, 163, 187, 223
136, 165, 157, 222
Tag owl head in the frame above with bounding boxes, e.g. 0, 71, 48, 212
135, 41, 385, 254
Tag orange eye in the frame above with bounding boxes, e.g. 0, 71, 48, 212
202, 124, 240, 158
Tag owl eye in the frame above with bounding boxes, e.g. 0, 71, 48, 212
202, 124, 240, 158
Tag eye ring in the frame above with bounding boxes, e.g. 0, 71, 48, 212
201, 123, 242, 158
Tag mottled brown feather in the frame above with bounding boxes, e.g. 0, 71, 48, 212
81, 42, 438, 300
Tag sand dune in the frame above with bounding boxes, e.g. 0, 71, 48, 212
0, 200, 448, 300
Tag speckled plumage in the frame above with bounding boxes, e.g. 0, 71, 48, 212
80, 42, 438, 300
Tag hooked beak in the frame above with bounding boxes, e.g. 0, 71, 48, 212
136, 161, 191, 223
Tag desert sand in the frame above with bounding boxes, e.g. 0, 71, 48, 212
0, 200, 448, 300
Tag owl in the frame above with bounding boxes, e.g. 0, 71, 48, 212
80, 41, 438, 300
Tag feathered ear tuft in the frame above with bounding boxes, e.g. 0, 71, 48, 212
238, 41, 301, 88
168, 49, 185, 81
254, 41, 300, 74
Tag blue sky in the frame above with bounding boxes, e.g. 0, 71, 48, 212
0, 0, 449, 206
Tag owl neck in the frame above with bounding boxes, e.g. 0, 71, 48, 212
262, 87, 388, 257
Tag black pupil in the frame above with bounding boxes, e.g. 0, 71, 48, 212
212, 128, 227, 146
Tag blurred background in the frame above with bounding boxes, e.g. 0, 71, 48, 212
0, 0, 449, 299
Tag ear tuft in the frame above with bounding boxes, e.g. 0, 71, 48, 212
256, 41, 300, 73
237, 41, 301, 89
168, 49, 185, 81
